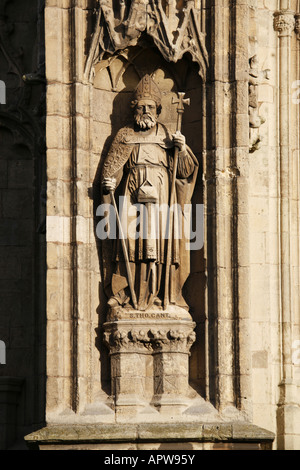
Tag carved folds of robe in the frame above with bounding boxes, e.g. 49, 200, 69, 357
101, 122, 198, 310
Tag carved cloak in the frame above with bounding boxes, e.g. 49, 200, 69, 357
100, 122, 199, 307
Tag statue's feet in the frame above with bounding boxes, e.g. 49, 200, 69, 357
107, 297, 119, 308
138, 295, 163, 311
108, 292, 131, 310
153, 297, 162, 307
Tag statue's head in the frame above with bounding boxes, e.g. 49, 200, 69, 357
131, 74, 162, 130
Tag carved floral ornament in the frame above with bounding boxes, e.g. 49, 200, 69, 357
273, 10, 296, 36
85, 0, 208, 81
103, 325, 196, 353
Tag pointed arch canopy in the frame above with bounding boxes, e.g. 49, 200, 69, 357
84, 0, 209, 82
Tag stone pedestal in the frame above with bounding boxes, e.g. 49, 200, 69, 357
103, 307, 196, 417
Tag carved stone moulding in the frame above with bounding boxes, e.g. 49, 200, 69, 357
273, 10, 296, 37
103, 318, 196, 355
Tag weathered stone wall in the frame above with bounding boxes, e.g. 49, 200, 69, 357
42, 0, 300, 449
1, 0, 300, 450
248, 0, 300, 448
44, 0, 208, 422
44, 0, 101, 418
0, 0, 46, 448
248, 0, 280, 436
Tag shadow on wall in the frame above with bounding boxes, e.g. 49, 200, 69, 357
0, 0, 46, 449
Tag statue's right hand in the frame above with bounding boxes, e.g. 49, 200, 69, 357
102, 177, 117, 193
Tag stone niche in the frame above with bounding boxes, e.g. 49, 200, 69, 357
92, 43, 206, 417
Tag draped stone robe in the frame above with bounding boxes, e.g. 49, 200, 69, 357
101, 122, 198, 309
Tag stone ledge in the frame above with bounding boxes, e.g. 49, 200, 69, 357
24, 422, 275, 450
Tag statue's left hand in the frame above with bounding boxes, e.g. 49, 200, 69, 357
172, 131, 187, 153
102, 177, 117, 193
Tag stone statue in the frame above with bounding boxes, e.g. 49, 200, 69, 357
101, 74, 198, 316
248, 55, 270, 152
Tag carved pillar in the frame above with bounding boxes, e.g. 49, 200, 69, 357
274, 8, 299, 450
44, 0, 99, 419
44, 1, 74, 419
205, 0, 252, 416
232, 0, 252, 418
205, 0, 236, 412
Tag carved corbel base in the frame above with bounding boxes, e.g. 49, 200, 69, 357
103, 313, 196, 417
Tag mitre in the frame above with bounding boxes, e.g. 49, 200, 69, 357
132, 74, 161, 107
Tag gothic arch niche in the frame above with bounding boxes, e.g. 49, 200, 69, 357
91, 41, 206, 399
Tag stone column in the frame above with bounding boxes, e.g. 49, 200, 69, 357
232, 0, 252, 418
45, 0, 100, 421
274, 8, 300, 450
205, 0, 236, 411
44, 0, 75, 419
205, 0, 251, 415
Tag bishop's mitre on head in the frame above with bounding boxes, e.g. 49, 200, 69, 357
132, 74, 162, 107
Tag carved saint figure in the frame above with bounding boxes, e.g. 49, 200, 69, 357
101, 75, 198, 312
248, 55, 270, 152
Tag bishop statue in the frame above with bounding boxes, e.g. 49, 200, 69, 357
101, 74, 198, 313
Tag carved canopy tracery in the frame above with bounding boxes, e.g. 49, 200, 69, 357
85, 0, 208, 81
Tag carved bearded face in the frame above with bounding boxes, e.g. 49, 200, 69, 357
134, 99, 158, 130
